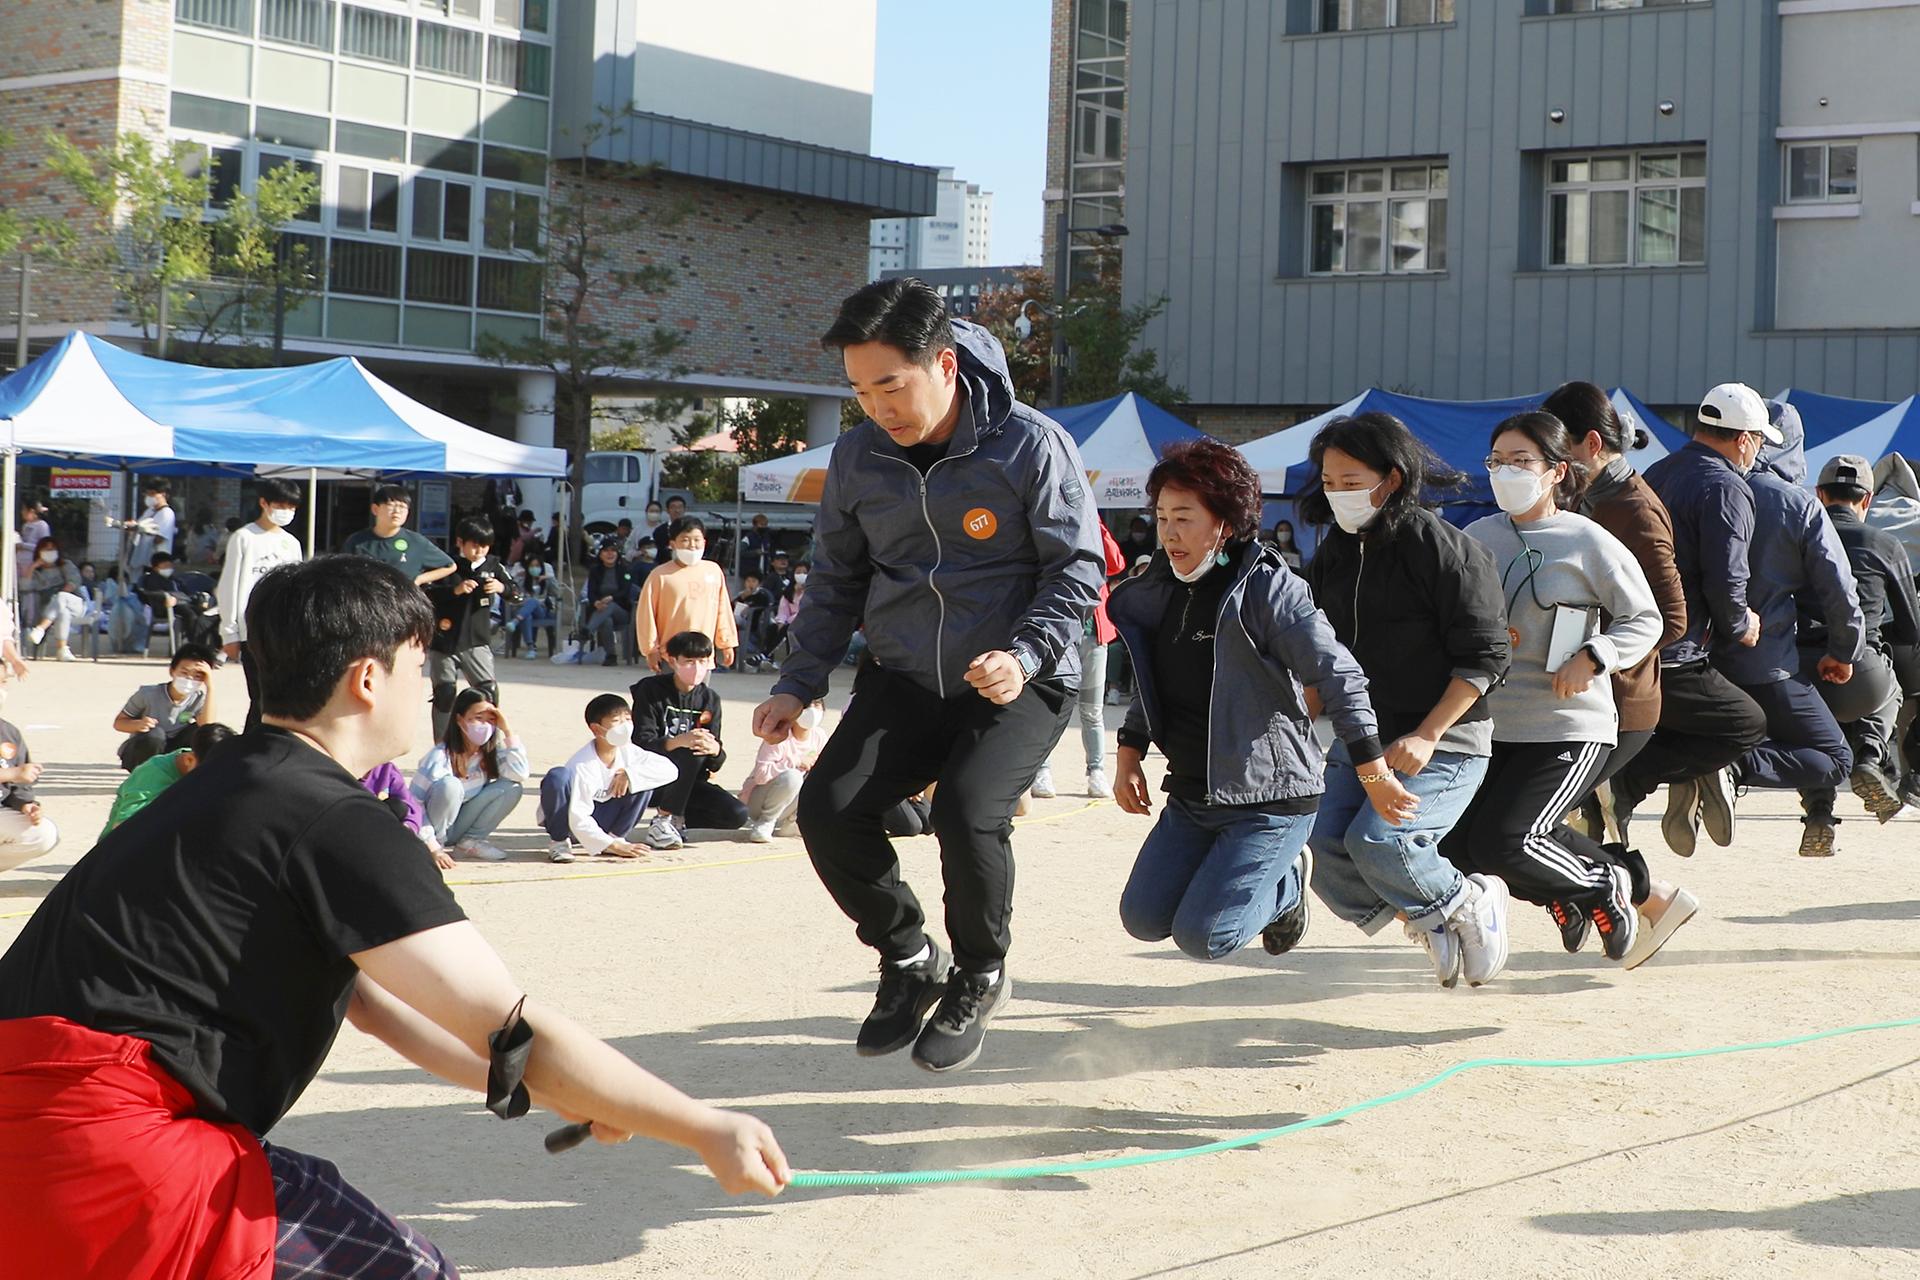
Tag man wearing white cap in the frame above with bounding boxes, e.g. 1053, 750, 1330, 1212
1607, 383, 1773, 854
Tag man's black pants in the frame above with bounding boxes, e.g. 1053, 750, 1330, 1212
240, 643, 262, 734
797, 666, 1071, 974
1614, 659, 1767, 803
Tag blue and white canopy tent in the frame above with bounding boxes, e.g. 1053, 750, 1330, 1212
0, 331, 567, 599
1785, 389, 1920, 479
1237, 387, 1688, 512
1046, 392, 1210, 508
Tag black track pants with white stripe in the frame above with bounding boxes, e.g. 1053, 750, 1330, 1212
1440, 740, 1615, 909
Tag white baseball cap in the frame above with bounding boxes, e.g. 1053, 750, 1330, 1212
1697, 382, 1782, 444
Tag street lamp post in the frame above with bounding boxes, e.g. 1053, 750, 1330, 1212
1048, 211, 1129, 408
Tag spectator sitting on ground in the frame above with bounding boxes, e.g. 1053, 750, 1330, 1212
537, 693, 680, 863
0, 709, 57, 872
103, 723, 235, 836
628, 630, 748, 849
740, 698, 824, 842
360, 759, 449, 870
410, 689, 529, 863
733, 573, 776, 672
112, 643, 220, 772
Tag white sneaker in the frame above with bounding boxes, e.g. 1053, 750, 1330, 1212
1447, 874, 1511, 988
1404, 918, 1461, 989
548, 840, 576, 863
745, 820, 775, 844
773, 818, 800, 839
25, 624, 45, 647
1086, 767, 1111, 798
1030, 766, 1056, 799
57, 645, 76, 662
462, 839, 509, 862
640, 815, 684, 850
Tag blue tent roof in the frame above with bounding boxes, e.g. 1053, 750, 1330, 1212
1045, 392, 1208, 507
1781, 388, 1899, 449
1049, 392, 1207, 454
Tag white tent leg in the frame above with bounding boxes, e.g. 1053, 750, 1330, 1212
1, 446, 16, 611
306, 468, 317, 559
733, 492, 742, 582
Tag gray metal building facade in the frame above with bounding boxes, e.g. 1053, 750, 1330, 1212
1123, 0, 1920, 416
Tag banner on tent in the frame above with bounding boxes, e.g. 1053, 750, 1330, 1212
1089, 469, 1148, 509
743, 468, 829, 505
50, 469, 113, 502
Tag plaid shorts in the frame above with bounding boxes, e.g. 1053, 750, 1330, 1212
267, 1143, 459, 1279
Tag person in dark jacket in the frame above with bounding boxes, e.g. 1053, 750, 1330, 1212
630, 630, 749, 848
1611, 384, 1772, 855
1552, 382, 1700, 967
1110, 441, 1426, 970
580, 537, 639, 666
1712, 401, 1862, 858
1295, 414, 1513, 989
752, 279, 1104, 1074
424, 517, 519, 740
1798, 453, 1920, 851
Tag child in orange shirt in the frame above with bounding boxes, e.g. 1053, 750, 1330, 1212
633, 516, 736, 671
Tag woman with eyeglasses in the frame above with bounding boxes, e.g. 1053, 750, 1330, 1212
1442, 412, 1663, 965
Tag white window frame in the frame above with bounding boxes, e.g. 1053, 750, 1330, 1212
1782, 141, 1860, 205
334, 162, 405, 238
1549, 0, 1709, 12
1319, 0, 1454, 33
255, 148, 327, 227
1545, 147, 1707, 270
409, 173, 474, 245
1306, 162, 1449, 276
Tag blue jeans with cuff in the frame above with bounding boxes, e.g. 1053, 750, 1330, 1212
1119, 794, 1315, 960
1309, 739, 1487, 935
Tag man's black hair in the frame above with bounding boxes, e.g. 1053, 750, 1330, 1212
455, 516, 494, 547
247, 555, 434, 721
1819, 483, 1871, 505
370, 482, 411, 507
519, 508, 535, 522
585, 693, 629, 725
667, 515, 705, 542
821, 277, 955, 367
615, 517, 633, 531
169, 642, 220, 671
256, 477, 301, 506
665, 630, 714, 660
141, 478, 171, 495
665, 495, 686, 511
149, 551, 174, 567
189, 722, 235, 759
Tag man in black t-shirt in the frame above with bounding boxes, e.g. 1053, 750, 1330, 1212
0, 556, 787, 1275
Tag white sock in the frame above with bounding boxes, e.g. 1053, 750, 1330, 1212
892, 943, 931, 968
973, 966, 1002, 985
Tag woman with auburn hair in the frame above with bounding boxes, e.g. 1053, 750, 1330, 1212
1108, 440, 1417, 963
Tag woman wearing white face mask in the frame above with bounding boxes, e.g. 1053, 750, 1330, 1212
1298, 413, 1515, 988
632, 515, 737, 672
410, 690, 529, 861
1108, 441, 1416, 964
23, 537, 86, 662
1445, 412, 1663, 966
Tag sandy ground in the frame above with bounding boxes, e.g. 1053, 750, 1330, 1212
4, 650, 1920, 1280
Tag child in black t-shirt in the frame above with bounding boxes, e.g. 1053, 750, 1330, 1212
628, 629, 749, 848
424, 517, 520, 739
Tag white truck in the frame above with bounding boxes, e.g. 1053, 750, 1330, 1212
579, 449, 813, 573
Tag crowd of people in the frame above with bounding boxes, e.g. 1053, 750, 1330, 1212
2, 274, 1918, 1273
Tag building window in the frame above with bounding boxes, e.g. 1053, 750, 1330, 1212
172, 93, 250, 138
476, 258, 541, 313
1547, 147, 1705, 268
482, 188, 541, 251
255, 107, 329, 152
337, 167, 400, 234
405, 248, 474, 306
1549, 0, 1708, 11
486, 36, 551, 95
259, 0, 335, 50
417, 22, 483, 79
276, 231, 326, 289
410, 176, 472, 242
411, 134, 478, 175
1319, 0, 1453, 31
175, 0, 254, 36
1308, 163, 1448, 274
1784, 142, 1859, 204
340, 5, 410, 64
181, 145, 247, 209
480, 145, 545, 186
257, 152, 323, 222
335, 121, 407, 164
492, 0, 548, 32
328, 238, 400, 297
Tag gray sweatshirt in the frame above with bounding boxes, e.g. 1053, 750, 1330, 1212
1465, 511, 1661, 747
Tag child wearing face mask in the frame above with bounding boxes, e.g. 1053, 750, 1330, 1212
537, 693, 680, 862
627, 630, 749, 849
216, 477, 305, 731
633, 516, 737, 672
739, 699, 826, 842
111, 644, 220, 772
410, 690, 529, 862
424, 518, 521, 740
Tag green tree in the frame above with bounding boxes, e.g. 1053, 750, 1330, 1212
725, 398, 811, 464
0, 129, 24, 262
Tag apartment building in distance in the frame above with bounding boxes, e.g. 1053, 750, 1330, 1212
868, 166, 993, 278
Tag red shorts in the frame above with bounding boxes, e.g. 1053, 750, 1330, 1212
0, 1016, 276, 1280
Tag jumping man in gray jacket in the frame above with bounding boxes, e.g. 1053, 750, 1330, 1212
752, 278, 1104, 1073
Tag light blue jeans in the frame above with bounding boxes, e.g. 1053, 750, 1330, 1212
1077, 628, 1108, 772
423, 776, 524, 846
1119, 794, 1315, 960
1308, 739, 1487, 934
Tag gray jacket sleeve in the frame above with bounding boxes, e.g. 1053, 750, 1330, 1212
1701, 478, 1758, 644
1879, 543, 1920, 648
1805, 509, 1865, 664
770, 453, 869, 703
1007, 426, 1106, 676
1251, 566, 1383, 763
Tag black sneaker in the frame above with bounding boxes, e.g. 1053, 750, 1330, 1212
1261, 847, 1313, 955
1547, 899, 1591, 954
855, 939, 948, 1058
1588, 865, 1638, 963
911, 968, 1010, 1073
1849, 763, 1905, 824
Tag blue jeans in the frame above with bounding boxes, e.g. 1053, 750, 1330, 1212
423, 776, 524, 845
538, 767, 650, 845
1076, 629, 1108, 772
515, 597, 555, 648
1308, 740, 1486, 934
1119, 794, 1315, 960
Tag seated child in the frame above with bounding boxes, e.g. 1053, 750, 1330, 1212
537, 693, 679, 863
628, 630, 749, 850
732, 574, 775, 672
103, 723, 234, 835
112, 643, 219, 771
0, 713, 57, 871
361, 760, 450, 870
739, 699, 824, 842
